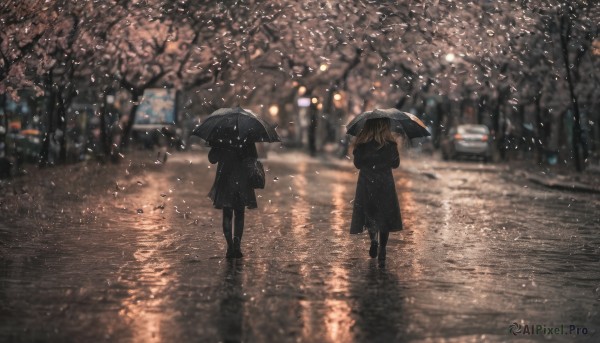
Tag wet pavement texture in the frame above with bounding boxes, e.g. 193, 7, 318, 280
0, 149, 599, 342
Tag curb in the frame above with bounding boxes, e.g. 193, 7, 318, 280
524, 172, 600, 194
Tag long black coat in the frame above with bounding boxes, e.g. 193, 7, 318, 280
208, 143, 258, 209
350, 140, 403, 234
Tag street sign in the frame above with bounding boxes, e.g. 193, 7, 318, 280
134, 88, 177, 129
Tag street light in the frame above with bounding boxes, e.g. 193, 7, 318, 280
445, 53, 456, 63
268, 104, 279, 117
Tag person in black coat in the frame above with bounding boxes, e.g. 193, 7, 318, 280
350, 118, 403, 266
208, 137, 258, 258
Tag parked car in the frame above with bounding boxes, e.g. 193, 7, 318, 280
441, 124, 491, 162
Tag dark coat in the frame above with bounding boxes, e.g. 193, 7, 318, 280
350, 140, 403, 234
208, 143, 258, 209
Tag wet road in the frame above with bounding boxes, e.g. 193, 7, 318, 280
0, 150, 599, 342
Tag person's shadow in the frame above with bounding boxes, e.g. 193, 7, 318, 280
350, 260, 406, 342
217, 260, 245, 343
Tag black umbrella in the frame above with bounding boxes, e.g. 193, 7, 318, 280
346, 108, 431, 138
192, 107, 280, 144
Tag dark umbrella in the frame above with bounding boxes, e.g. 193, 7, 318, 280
192, 107, 280, 144
346, 108, 431, 138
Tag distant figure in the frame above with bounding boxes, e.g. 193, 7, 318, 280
208, 138, 259, 258
350, 118, 403, 266
0, 157, 11, 179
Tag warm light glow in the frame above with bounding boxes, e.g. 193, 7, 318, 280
311, 97, 319, 104
117, 172, 179, 343
333, 92, 345, 109
445, 53, 456, 63
268, 104, 279, 117
317, 103, 323, 110
298, 86, 307, 96
323, 181, 354, 342
319, 64, 328, 71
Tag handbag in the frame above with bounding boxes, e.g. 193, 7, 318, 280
244, 157, 265, 189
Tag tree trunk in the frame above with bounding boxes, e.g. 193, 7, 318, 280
477, 94, 487, 125
433, 101, 445, 148
39, 73, 55, 168
100, 93, 113, 158
560, 12, 584, 171
57, 92, 68, 164
495, 87, 509, 160
121, 91, 141, 149
1, 94, 7, 157
534, 95, 543, 164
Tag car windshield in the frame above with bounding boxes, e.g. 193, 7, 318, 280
458, 125, 488, 135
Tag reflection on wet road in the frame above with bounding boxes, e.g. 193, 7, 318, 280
113, 173, 180, 343
0, 151, 598, 342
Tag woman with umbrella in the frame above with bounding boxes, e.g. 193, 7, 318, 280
194, 107, 279, 258
347, 108, 430, 266
208, 135, 257, 258
349, 118, 402, 265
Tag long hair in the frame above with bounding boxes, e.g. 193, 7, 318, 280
354, 118, 395, 148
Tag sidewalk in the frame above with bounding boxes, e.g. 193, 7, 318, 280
507, 160, 600, 194
270, 146, 600, 194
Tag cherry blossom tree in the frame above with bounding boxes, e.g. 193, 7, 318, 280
2, 0, 599, 169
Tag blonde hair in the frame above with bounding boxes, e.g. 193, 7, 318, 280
354, 118, 395, 148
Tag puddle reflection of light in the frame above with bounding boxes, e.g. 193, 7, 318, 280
324, 175, 354, 342
397, 177, 425, 278
290, 162, 315, 339
324, 268, 354, 343
291, 162, 310, 244
117, 175, 178, 343
331, 180, 348, 235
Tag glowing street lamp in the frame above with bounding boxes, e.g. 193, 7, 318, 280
268, 105, 279, 117
445, 53, 456, 63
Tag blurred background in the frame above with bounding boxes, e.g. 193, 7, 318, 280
1, 0, 599, 175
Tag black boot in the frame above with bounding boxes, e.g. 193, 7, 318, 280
223, 208, 234, 258
226, 244, 234, 258
369, 241, 378, 258
368, 230, 378, 258
233, 237, 243, 258
378, 246, 386, 267
377, 246, 387, 260
377, 231, 389, 267
225, 236, 234, 258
